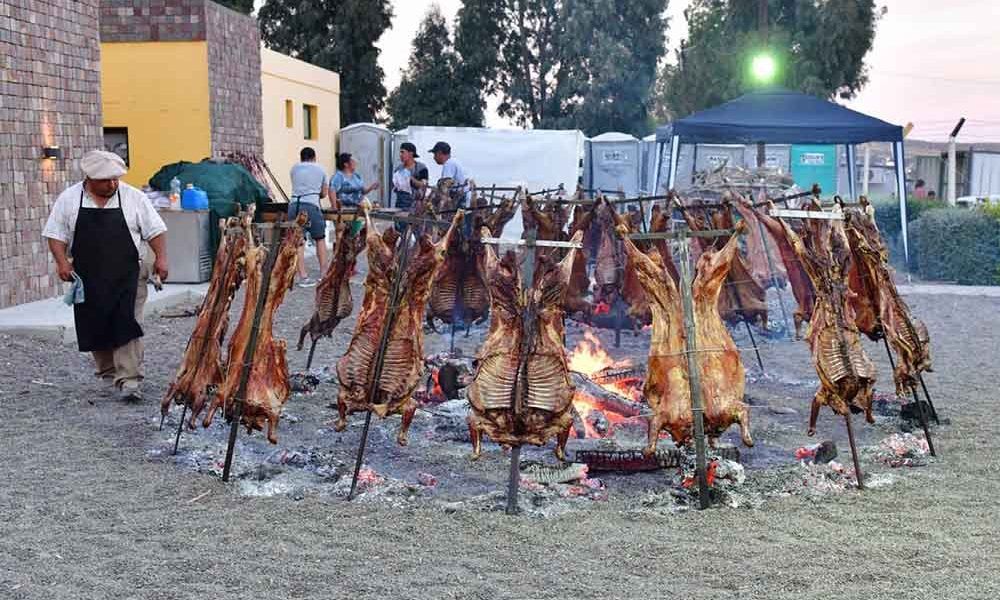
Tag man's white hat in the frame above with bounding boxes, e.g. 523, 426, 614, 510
81, 150, 127, 179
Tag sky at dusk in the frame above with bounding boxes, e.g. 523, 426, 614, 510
258, 0, 1000, 143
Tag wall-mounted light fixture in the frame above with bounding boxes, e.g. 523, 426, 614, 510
42, 146, 62, 159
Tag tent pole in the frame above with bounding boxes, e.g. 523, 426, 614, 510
846, 144, 857, 200
893, 141, 910, 265
862, 144, 871, 197
667, 135, 681, 191
653, 141, 664, 193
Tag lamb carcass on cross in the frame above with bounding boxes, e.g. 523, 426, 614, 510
764, 205, 877, 435
161, 212, 251, 426
202, 213, 305, 443
751, 198, 816, 339
844, 209, 932, 396
427, 196, 517, 329
615, 215, 753, 455
297, 220, 366, 352
467, 228, 585, 460
335, 203, 463, 445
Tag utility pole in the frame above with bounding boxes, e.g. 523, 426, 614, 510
756, 0, 769, 169
948, 118, 966, 205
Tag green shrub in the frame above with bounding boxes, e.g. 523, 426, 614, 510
872, 197, 945, 239
908, 208, 1000, 285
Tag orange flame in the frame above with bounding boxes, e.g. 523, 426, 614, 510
567, 330, 643, 438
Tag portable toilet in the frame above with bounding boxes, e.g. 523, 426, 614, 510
585, 132, 641, 196
339, 123, 393, 206
791, 144, 838, 195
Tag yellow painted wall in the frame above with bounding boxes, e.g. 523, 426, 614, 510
261, 48, 341, 200
101, 42, 212, 187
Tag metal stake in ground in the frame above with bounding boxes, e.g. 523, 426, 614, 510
348, 223, 416, 501
507, 228, 538, 515
222, 223, 288, 483
881, 334, 937, 457
844, 410, 864, 489
676, 232, 712, 510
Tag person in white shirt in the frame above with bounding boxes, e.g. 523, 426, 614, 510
288, 147, 329, 287
429, 141, 470, 207
42, 150, 168, 401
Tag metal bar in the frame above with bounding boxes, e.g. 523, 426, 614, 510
917, 373, 941, 424
262, 161, 290, 203
770, 209, 844, 221
369, 211, 451, 228
305, 338, 319, 371
743, 319, 764, 372
222, 225, 284, 483
171, 403, 188, 455
480, 237, 583, 249
348, 223, 416, 500
844, 413, 865, 489
506, 445, 522, 515
677, 235, 711, 510
628, 228, 735, 241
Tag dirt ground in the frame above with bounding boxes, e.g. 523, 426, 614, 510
1, 252, 998, 599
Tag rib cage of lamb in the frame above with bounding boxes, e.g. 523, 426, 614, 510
201, 214, 304, 444
335, 204, 463, 446
466, 228, 585, 460
614, 211, 753, 456
764, 206, 878, 435
161, 212, 251, 426
427, 195, 517, 329
297, 221, 367, 351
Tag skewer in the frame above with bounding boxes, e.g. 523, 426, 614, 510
348, 216, 420, 500
844, 412, 865, 490
917, 373, 940, 424
743, 319, 765, 372
304, 338, 319, 371
222, 223, 288, 483
172, 403, 188, 455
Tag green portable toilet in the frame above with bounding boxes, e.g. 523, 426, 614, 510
790, 145, 837, 195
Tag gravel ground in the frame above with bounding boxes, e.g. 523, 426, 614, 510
1, 253, 998, 599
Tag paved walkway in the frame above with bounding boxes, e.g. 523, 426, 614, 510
898, 284, 1000, 297
0, 282, 208, 343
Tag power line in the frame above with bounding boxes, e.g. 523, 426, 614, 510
874, 70, 1000, 86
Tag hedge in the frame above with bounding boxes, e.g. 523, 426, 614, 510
907, 208, 1000, 285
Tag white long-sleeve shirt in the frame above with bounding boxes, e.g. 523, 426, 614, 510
42, 181, 168, 257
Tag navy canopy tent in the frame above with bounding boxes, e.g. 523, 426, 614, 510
654, 88, 911, 261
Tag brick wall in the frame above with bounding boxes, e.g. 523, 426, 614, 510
0, 0, 103, 308
205, 1, 262, 158
99, 0, 207, 42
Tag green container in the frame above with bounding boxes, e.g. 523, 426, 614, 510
791, 144, 837, 195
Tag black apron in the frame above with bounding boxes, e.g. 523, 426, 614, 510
71, 187, 143, 352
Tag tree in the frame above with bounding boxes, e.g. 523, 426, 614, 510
456, 0, 668, 137
214, 0, 254, 14
258, 0, 393, 126
655, 0, 882, 119
386, 6, 483, 129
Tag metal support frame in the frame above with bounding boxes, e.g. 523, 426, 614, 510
881, 335, 937, 457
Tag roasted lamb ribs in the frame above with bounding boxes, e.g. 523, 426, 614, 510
297, 221, 366, 351
466, 228, 585, 460
767, 206, 877, 435
335, 204, 463, 445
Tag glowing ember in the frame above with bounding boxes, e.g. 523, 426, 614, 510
568, 330, 629, 375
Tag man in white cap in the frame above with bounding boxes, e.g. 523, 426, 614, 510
42, 150, 169, 401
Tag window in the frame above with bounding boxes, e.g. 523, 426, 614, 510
103, 127, 129, 166
303, 104, 317, 140
284, 100, 293, 128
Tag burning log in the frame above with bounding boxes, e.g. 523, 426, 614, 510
569, 372, 645, 418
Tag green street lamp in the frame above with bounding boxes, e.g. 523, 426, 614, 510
750, 51, 777, 85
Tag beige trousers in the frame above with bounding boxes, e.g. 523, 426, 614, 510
92, 261, 149, 388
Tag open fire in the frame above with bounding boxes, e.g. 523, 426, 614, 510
567, 330, 647, 438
